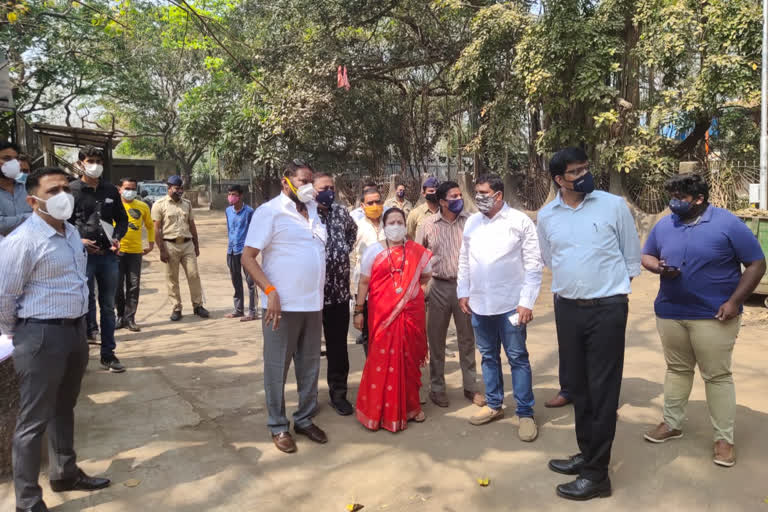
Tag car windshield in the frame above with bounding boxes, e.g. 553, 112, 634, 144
141, 184, 167, 196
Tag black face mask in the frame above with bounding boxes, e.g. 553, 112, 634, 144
564, 171, 595, 194
425, 192, 438, 203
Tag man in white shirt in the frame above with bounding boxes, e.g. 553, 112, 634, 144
457, 174, 543, 442
241, 159, 328, 454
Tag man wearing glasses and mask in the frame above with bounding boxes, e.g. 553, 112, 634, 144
537, 147, 641, 501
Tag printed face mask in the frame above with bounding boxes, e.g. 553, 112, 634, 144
564, 171, 595, 194
474, 193, 497, 214
669, 198, 693, 217
316, 189, 335, 208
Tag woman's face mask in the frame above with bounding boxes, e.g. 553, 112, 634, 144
384, 223, 406, 242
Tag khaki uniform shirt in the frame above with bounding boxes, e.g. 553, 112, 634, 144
151, 196, 193, 240
383, 197, 414, 219
406, 201, 439, 241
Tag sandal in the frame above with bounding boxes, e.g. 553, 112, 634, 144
225, 312, 244, 319
412, 411, 426, 423
240, 315, 256, 322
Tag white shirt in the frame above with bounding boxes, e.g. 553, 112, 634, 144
350, 216, 386, 293
244, 193, 327, 312
457, 203, 543, 315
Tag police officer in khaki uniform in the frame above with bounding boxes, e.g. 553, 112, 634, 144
151, 175, 209, 321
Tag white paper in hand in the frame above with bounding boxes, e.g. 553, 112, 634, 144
100, 220, 115, 243
0, 334, 13, 362
507, 312, 519, 326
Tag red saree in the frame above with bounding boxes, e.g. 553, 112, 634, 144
356, 241, 432, 432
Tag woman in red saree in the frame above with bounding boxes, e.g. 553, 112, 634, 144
354, 207, 433, 432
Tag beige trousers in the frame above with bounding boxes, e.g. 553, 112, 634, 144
656, 316, 741, 443
165, 240, 203, 311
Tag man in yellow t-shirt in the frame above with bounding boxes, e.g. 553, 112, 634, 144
116, 177, 155, 332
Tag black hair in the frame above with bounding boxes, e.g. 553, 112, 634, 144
549, 147, 588, 178
0, 140, 20, 153
25, 167, 69, 194
394, 180, 405, 189
228, 184, 244, 194
436, 181, 460, 202
664, 173, 709, 202
284, 158, 314, 178
383, 207, 405, 225
118, 177, 138, 187
363, 181, 378, 190
361, 186, 381, 201
17, 153, 30, 162
475, 174, 504, 194
312, 171, 332, 181
78, 145, 104, 162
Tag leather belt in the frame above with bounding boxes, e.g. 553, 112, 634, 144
432, 276, 457, 282
164, 237, 192, 244
18, 315, 85, 326
556, 294, 628, 307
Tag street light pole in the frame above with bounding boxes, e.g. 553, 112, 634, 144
761, 0, 768, 209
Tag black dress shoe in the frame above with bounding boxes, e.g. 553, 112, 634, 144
170, 310, 182, 321
115, 317, 126, 330
50, 468, 111, 492
329, 397, 354, 416
556, 477, 611, 501
16, 501, 48, 512
194, 306, 210, 318
548, 453, 586, 475
294, 423, 328, 444
126, 320, 141, 332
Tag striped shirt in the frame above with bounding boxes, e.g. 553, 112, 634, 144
416, 210, 468, 280
0, 213, 89, 335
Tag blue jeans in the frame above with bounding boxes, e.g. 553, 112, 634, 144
86, 253, 119, 359
471, 311, 535, 417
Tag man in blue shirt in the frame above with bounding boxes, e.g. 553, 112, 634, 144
0, 141, 33, 236
225, 184, 258, 321
641, 173, 765, 468
537, 147, 641, 501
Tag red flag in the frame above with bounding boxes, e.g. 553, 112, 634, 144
337, 65, 344, 88
342, 66, 350, 90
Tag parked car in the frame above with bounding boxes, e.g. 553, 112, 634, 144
137, 181, 168, 209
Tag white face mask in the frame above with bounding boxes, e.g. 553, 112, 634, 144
122, 189, 137, 201
296, 182, 316, 203
384, 224, 406, 242
34, 191, 75, 220
83, 163, 103, 179
1, 159, 21, 180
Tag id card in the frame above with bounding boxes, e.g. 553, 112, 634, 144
508, 312, 519, 326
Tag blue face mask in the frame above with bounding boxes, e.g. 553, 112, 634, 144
316, 188, 334, 208
446, 198, 464, 214
15, 173, 27, 185
669, 198, 692, 216
566, 171, 595, 194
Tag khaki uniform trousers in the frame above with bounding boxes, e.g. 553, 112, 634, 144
426, 277, 478, 393
656, 316, 741, 443
165, 240, 203, 311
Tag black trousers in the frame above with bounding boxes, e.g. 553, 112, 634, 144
116, 253, 143, 322
227, 253, 256, 314
554, 296, 628, 481
323, 301, 350, 400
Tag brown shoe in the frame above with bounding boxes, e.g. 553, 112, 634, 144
272, 431, 297, 453
464, 389, 487, 407
294, 423, 328, 444
643, 422, 683, 443
713, 440, 735, 467
429, 391, 449, 408
469, 406, 504, 426
545, 393, 571, 408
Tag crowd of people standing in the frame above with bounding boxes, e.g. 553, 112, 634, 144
0, 141, 765, 511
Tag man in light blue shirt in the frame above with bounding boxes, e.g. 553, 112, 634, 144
0, 141, 32, 236
225, 184, 257, 320
537, 147, 641, 501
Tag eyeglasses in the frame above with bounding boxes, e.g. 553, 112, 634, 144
292, 158, 307, 167
564, 165, 590, 177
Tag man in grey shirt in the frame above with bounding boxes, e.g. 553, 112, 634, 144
0, 167, 110, 512
0, 141, 32, 236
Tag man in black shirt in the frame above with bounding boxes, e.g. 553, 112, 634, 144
69, 145, 128, 373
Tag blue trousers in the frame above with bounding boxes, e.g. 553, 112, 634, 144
471, 311, 535, 417
86, 253, 119, 359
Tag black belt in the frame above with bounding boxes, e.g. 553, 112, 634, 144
556, 294, 628, 307
17, 315, 85, 326
432, 276, 457, 282
164, 237, 192, 243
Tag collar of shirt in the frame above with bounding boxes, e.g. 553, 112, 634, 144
32, 211, 78, 240
436, 209, 468, 225
553, 190, 598, 212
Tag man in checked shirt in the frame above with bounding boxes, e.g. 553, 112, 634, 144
416, 181, 485, 409
0, 167, 110, 512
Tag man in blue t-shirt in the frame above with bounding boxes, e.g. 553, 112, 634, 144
225, 184, 258, 320
641, 173, 765, 468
